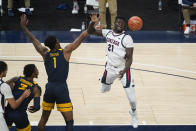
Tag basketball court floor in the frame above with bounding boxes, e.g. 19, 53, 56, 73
0, 31, 196, 130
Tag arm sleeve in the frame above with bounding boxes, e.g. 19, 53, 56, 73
1, 83, 14, 99
122, 35, 134, 48
182, 0, 194, 6
102, 29, 111, 37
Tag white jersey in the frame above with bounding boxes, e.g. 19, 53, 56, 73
0, 79, 13, 113
102, 29, 134, 68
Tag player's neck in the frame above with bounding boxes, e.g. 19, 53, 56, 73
113, 29, 122, 34
51, 47, 61, 51
26, 77, 33, 81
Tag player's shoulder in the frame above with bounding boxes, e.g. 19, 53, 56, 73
102, 29, 112, 37
122, 32, 133, 42
0, 82, 10, 91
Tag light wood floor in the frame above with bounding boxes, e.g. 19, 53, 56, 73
0, 43, 196, 125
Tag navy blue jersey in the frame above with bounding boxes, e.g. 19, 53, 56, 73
44, 49, 69, 83
7, 76, 37, 111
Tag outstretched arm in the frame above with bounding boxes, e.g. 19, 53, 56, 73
20, 14, 48, 59
89, 14, 103, 36
63, 30, 89, 61
119, 48, 134, 79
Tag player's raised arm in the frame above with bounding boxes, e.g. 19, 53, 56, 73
20, 14, 48, 59
63, 30, 88, 61
88, 14, 103, 36
63, 22, 97, 61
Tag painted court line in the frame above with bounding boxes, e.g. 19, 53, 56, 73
1, 55, 196, 75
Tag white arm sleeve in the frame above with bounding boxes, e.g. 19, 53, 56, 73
123, 35, 134, 48
0, 83, 13, 99
102, 29, 111, 37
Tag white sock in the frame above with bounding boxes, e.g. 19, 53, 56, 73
124, 87, 137, 110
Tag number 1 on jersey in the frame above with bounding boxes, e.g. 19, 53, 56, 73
53, 57, 56, 69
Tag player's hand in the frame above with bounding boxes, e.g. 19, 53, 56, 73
20, 14, 29, 28
119, 70, 125, 79
87, 21, 96, 34
193, 3, 196, 7
22, 89, 31, 98
28, 106, 39, 113
90, 14, 99, 23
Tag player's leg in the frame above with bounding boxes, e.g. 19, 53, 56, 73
61, 111, 74, 131
100, 68, 116, 93
121, 68, 138, 128
14, 112, 31, 131
38, 110, 52, 131
4, 109, 14, 130
38, 83, 55, 131
56, 83, 73, 131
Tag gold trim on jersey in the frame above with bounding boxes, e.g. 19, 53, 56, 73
42, 101, 55, 111
56, 103, 73, 112
17, 124, 31, 131
19, 78, 33, 87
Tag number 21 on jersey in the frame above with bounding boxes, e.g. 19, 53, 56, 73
108, 44, 114, 52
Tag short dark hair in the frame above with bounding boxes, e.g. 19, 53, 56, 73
115, 16, 126, 23
0, 61, 7, 74
23, 64, 36, 77
44, 36, 57, 50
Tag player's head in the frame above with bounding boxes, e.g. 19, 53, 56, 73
0, 61, 8, 77
44, 36, 60, 50
23, 64, 39, 78
114, 16, 126, 33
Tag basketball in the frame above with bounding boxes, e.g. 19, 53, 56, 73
128, 16, 143, 31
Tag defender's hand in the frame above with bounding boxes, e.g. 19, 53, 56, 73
90, 14, 99, 23
20, 14, 29, 28
87, 21, 96, 34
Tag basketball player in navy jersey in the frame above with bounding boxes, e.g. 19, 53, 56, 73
88, 15, 138, 128
0, 61, 30, 131
5, 64, 41, 131
20, 14, 94, 131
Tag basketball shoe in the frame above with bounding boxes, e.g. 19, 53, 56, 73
72, 2, 79, 14
129, 109, 138, 128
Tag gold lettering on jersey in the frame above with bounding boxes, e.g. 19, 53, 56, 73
50, 53, 59, 57
20, 79, 33, 87
106, 38, 119, 46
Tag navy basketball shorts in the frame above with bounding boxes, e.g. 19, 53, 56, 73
5, 110, 31, 131
42, 82, 73, 112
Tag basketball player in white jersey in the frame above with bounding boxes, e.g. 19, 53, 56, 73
88, 16, 138, 128
0, 61, 30, 131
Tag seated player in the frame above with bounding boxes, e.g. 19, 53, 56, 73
182, 0, 196, 34
5, 64, 42, 131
